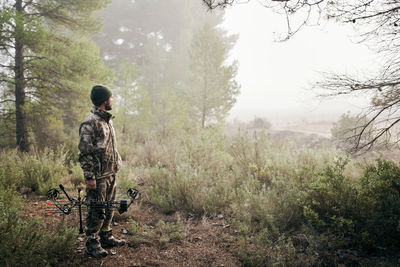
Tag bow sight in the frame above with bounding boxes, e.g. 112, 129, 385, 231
45, 184, 140, 234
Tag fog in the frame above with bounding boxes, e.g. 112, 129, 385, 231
222, 1, 381, 126
1, 0, 388, 149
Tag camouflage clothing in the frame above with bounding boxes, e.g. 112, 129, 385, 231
78, 107, 122, 249
85, 175, 116, 237
78, 107, 121, 180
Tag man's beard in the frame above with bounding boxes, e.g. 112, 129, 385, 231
105, 102, 112, 111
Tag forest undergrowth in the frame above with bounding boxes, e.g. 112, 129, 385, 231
1, 128, 400, 266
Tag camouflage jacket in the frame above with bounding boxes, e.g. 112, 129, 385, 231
78, 107, 122, 180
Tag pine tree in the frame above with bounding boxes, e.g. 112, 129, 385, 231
114, 60, 139, 136
188, 24, 240, 128
0, 0, 112, 151
94, 0, 225, 135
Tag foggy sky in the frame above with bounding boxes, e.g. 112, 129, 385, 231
221, 1, 381, 125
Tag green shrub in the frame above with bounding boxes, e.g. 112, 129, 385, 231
123, 128, 400, 264
0, 189, 77, 266
300, 158, 400, 252
357, 159, 400, 249
68, 162, 84, 188
155, 218, 185, 247
0, 148, 68, 195
0, 150, 24, 191
300, 158, 359, 248
21, 148, 67, 195
129, 217, 185, 249
129, 219, 142, 247
116, 162, 138, 194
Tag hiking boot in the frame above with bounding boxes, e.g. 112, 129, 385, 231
86, 238, 108, 258
100, 231, 126, 248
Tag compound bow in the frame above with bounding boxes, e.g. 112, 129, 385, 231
44, 184, 140, 234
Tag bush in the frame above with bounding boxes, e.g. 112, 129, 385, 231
0, 148, 68, 195
135, 129, 342, 264
116, 162, 138, 194
129, 217, 185, 249
142, 129, 235, 215
68, 162, 84, 188
20, 148, 67, 195
300, 158, 400, 252
300, 158, 359, 248
155, 218, 185, 247
358, 159, 400, 249
0, 150, 24, 191
0, 189, 77, 266
122, 127, 400, 264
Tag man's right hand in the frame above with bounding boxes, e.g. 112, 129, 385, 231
86, 179, 96, 190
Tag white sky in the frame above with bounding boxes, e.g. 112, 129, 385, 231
221, 1, 381, 125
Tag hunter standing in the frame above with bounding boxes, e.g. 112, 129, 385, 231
78, 85, 125, 258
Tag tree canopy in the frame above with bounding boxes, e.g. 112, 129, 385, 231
188, 24, 239, 128
0, 0, 112, 151
94, 0, 238, 137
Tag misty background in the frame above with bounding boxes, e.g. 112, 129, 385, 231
0, 0, 385, 149
223, 1, 380, 127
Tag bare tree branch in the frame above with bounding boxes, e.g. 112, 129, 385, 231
202, 1, 400, 152
0, 99, 15, 104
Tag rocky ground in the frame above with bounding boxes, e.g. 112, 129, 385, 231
22, 194, 242, 267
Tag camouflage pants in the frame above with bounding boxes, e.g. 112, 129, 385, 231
85, 174, 116, 240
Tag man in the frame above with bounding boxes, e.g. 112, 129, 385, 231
78, 85, 125, 258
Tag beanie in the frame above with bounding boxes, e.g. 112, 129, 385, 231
90, 85, 112, 106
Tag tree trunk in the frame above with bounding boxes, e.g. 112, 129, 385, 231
15, 0, 28, 152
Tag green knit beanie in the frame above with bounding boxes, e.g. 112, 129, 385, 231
90, 85, 112, 106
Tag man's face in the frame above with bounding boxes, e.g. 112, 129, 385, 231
105, 96, 113, 111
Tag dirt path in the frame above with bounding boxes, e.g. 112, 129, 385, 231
22, 194, 242, 267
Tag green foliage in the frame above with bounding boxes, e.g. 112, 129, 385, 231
27, 34, 112, 149
136, 129, 335, 222
0, 0, 112, 150
68, 162, 84, 188
0, 150, 24, 192
129, 219, 142, 247
114, 60, 140, 137
300, 158, 359, 248
94, 0, 233, 137
0, 148, 70, 195
141, 129, 235, 215
155, 218, 185, 247
94, 0, 223, 68
146, 165, 205, 214
188, 24, 240, 128
358, 159, 400, 249
116, 163, 137, 193
129, 218, 185, 249
237, 233, 320, 267
0, 179, 77, 266
128, 127, 400, 264
300, 158, 400, 251
2, 124, 400, 265
20, 150, 67, 195
129, 128, 337, 264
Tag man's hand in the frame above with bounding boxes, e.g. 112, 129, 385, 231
86, 179, 96, 190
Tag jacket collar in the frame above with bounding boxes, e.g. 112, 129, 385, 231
91, 106, 114, 122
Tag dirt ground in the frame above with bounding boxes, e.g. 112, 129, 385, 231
22, 194, 243, 267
